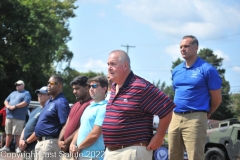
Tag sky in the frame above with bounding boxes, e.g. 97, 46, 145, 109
67, 0, 240, 94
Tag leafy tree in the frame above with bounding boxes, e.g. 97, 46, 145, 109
0, 0, 77, 102
230, 94, 240, 119
171, 58, 183, 72
153, 80, 174, 100
169, 48, 233, 120
198, 48, 233, 120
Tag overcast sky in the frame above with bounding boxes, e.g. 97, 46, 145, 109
67, 0, 240, 93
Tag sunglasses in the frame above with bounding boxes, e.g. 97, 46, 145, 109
90, 84, 99, 89
48, 82, 58, 85
15, 84, 22, 86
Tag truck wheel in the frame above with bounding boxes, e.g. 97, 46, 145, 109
205, 147, 226, 160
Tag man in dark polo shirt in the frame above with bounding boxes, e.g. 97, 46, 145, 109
31, 75, 70, 160
19, 86, 50, 160
58, 76, 92, 160
103, 50, 175, 160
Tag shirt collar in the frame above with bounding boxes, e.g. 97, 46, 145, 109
90, 99, 108, 105
122, 71, 134, 88
79, 97, 92, 104
183, 57, 200, 69
112, 71, 134, 90
49, 92, 64, 102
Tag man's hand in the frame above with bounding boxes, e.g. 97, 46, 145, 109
147, 133, 164, 151
58, 140, 69, 152
8, 106, 15, 110
19, 139, 27, 151
69, 143, 80, 159
207, 113, 212, 119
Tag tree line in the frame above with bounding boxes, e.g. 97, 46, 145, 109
0, 0, 239, 120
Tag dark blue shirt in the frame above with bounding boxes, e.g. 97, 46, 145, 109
34, 93, 70, 137
24, 107, 42, 151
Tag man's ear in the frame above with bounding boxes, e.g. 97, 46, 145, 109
85, 85, 89, 91
104, 86, 108, 93
123, 62, 128, 70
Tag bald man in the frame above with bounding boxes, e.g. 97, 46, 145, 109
102, 50, 175, 160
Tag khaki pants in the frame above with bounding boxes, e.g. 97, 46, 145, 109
168, 112, 207, 160
34, 139, 61, 160
104, 146, 152, 160
5, 118, 25, 135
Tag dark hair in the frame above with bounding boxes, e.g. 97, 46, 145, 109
88, 76, 108, 92
50, 75, 64, 85
70, 76, 88, 87
182, 35, 199, 46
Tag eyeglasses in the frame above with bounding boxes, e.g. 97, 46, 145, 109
48, 82, 58, 85
90, 84, 99, 89
15, 84, 22, 86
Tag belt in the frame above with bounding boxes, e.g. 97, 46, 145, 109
107, 142, 148, 151
174, 110, 207, 114
38, 136, 58, 141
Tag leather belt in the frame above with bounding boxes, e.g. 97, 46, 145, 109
174, 110, 207, 114
107, 142, 148, 151
38, 136, 58, 141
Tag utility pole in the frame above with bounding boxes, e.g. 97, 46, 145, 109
121, 44, 135, 55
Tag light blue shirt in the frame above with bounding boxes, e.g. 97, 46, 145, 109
77, 100, 107, 160
5, 90, 31, 120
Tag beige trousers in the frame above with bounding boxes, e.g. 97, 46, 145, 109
168, 112, 207, 160
104, 146, 152, 160
34, 139, 61, 160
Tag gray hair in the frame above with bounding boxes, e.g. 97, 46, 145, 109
182, 35, 199, 46
110, 50, 131, 68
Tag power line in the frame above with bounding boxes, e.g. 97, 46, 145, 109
121, 44, 135, 55
202, 33, 240, 41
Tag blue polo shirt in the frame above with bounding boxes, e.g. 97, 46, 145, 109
5, 90, 31, 120
172, 57, 222, 112
77, 100, 107, 160
34, 93, 70, 137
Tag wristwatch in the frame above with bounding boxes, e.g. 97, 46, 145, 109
24, 139, 29, 145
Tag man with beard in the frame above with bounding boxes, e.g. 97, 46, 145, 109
58, 76, 92, 160
69, 76, 108, 160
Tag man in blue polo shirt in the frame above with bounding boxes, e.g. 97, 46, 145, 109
69, 76, 108, 160
168, 35, 222, 160
0, 80, 31, 153
32, 75, 70, 160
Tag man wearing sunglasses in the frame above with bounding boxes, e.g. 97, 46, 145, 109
0, 80, 31, 153
27, 75, 70, 160
70, 76, 108, 160
19, 86, 50, 160
58, 76, 92, 160
103, 50, 175, 160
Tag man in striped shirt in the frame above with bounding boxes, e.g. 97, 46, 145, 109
102, 50, 175, 160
